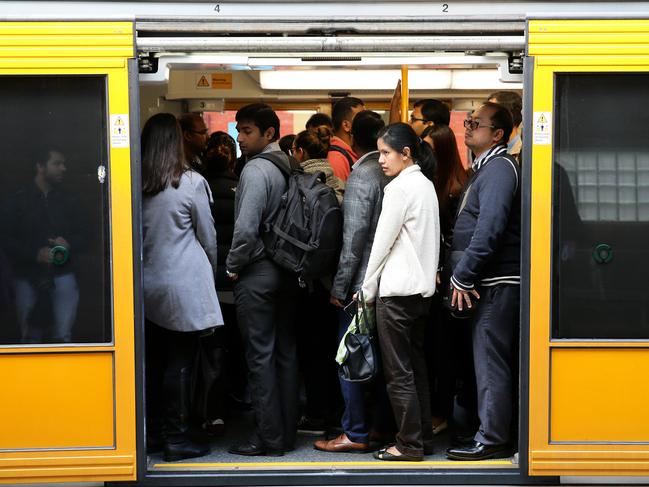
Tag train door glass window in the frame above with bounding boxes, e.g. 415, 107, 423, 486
0, 76, 111, 345
553, 73, 649, 339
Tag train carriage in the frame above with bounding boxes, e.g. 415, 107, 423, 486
1, 1, 649, 485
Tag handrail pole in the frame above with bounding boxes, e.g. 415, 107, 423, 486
400, 65, 409, 123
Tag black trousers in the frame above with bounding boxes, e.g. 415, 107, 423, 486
425, 295, 455, 420
145, 320, 200, 437
376, 294, 433, 457
471, 284, 520, 446
295, 281, 342, 424
234, 258, 300, 450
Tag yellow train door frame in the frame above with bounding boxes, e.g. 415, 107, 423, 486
0, 22, 137, 483
528, 19, 649, 476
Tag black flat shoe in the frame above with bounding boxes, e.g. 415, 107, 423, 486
228, 442, 284, 457
374, 447, 423, 462
446, 441, 511, 461
163, 439, 210, 462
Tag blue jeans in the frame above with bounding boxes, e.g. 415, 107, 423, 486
15, 273, 79, 343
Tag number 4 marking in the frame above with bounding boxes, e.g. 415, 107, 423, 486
214, 4, 220, 12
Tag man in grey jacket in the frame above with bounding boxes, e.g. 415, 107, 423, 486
226, 103, 299, 456
314, 110, 389, 453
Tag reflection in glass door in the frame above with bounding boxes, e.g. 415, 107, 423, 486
553, 73, 649, 339
0, 76, 111, 345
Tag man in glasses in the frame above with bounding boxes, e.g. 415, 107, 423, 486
179, 113, 209, 174
389, 81, 451, 136
445, 102, 521, 461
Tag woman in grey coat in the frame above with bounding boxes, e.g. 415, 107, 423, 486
141, 113, 223, 462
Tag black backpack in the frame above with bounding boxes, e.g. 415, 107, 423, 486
258, 151, 343, 284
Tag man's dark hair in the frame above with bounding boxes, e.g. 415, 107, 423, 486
305, 113, 333, 130
34, 147, 63, 169
178, 113, 204, 133
351, 110, 385, 153
488, 91, 522, 127
482, 101, 514, 145
413, 99, 451, 126
235, 103, 280, 141
332, 97, 364, 132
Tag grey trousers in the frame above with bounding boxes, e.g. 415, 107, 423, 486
471, 284, 520, 446
234, 258, 300, 450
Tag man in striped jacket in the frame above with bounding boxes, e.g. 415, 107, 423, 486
446, 102, 521, 461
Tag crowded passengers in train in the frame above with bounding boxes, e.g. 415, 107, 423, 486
0, 89, 523, 464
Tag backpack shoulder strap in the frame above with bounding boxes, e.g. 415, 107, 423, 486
329, 145, 354, 169
255, 150, 293, 178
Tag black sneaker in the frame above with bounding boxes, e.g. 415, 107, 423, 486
297, 416, 326, 436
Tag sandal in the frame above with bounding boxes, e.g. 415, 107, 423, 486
373, 447, 423, 462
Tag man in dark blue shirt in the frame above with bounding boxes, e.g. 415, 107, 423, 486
446, 103, 521, 461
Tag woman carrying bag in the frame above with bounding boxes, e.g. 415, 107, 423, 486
361, 123, 440, 462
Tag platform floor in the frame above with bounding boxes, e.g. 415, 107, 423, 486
148, 412, 517, 472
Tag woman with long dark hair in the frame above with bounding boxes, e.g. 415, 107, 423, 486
361, 123, 440, 461
142, 113, 223, 462
421, 124, 470, 240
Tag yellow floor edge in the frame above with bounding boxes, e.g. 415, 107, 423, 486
153, 460, 514, 469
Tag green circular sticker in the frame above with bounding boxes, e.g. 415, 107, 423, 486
593, 244, 613, 264
50, 245, 69, 266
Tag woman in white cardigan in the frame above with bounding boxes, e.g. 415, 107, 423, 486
361, 123, 440, 462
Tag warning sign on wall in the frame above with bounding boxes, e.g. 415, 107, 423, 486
196, 74, 211, 89
195, 72, 233, 90
533, 112, 552, 145
110, 114, 129, 148
211, 73, 233, 89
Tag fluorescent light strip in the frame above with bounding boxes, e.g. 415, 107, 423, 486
259, 69, 521, 90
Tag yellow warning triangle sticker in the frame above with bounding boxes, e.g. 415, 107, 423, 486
197, 75, 210, 88
537, 114, 547, 124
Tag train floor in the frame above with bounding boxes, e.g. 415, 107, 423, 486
147, 411, 518, 471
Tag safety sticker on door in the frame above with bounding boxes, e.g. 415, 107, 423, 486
533, 112, 552, 145
110, 114, 130, 148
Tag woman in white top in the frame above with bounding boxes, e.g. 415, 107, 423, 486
361, 123, 440, 461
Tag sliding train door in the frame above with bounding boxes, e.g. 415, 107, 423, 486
528, 19, 649, 476
0, 22, 137, 483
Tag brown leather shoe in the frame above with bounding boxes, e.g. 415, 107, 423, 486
314, 433, 369, 453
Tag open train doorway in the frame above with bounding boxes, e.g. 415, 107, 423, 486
136, 39, 530, 485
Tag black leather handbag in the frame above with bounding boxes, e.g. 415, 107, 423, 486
339, 291, 378, 383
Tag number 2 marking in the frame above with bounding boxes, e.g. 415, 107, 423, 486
442, 3, 449, 12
